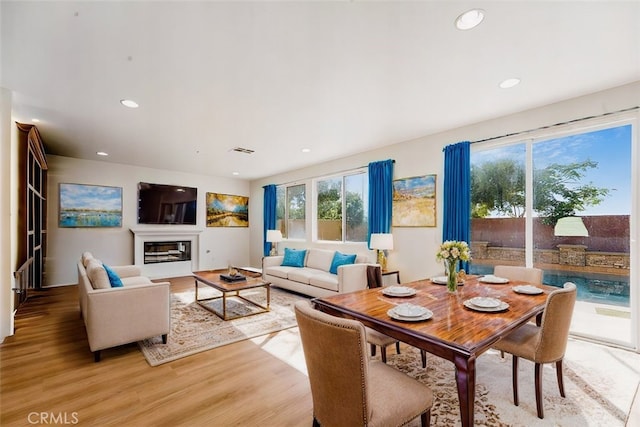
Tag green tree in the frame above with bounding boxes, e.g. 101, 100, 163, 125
287, 185, 305, 220
533, 160, 610, 225
345, 191, 364, 228
317, 179, 341, 220
471, 159, 525, 218
471, 158, 609, 225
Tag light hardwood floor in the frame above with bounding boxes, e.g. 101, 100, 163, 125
0, 277, 313, 426
3, 277, 639, 426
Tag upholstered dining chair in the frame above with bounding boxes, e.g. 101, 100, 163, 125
366, 265, 427, 368
295, 300, 433, 427
492, 282, 577, 419
494, 265, 545, 358
493, 265, 544, 285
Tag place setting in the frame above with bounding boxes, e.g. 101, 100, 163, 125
387, 303, 433, 322
382, 285, 417, 297
463, 296, 509, 312
512, 285, 544, 295
478, 274, 510, 284
430, 276, 464, 286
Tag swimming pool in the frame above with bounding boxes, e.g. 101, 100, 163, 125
469, 264, 630, 307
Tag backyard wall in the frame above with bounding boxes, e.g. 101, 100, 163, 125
472, 216, 630, 252
471, 216, 630, 270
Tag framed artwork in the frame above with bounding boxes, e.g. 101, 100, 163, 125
59, 183, 122, 228
206, 192, 249, 227
392, 174, 436, 227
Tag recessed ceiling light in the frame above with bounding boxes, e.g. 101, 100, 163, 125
96, 151, 109, 156
499, 78, 521, 89
232, 172, 240, 176
120, 99, 139, 108
301, 148, 311, 153
455, 9, 485, 30
32, 118, 40, 123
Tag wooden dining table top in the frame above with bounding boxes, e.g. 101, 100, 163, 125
313, 276, 558, 359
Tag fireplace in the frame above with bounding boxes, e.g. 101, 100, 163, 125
144, 240, 191, 264
130, 228, 203, 278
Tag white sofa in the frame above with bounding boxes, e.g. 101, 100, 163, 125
77, 252, 171, 362
262, 248, 372, 298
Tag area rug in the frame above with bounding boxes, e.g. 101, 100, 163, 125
138, 287, 309, 366
389, 339, 640, 426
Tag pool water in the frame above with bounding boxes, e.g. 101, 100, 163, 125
469, 264, 630, 307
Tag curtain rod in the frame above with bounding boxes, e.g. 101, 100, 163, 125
271, 159, 395, 188
470, 106, 639, 144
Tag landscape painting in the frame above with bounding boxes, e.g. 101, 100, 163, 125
206, 193, 249, 227
392, 175, 436, 227
59, 183, 122, 228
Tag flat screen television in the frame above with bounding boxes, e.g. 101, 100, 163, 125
137, 182, 197, 225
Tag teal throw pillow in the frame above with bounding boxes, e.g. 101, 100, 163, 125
329, 252, 357, 274
281, 248, 307, 267
103, 264, 123, 287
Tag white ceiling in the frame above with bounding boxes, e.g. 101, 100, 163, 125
2, 1, 639, 180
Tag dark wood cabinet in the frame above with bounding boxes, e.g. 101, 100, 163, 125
15, 123, 48, 304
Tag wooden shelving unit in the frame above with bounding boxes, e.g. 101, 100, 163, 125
16, 123, 48, 302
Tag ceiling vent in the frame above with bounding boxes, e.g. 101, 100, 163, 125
230, 147, 255, 154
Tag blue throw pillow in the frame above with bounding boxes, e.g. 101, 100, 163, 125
281, 248, 307, 267
103, 264, 123, 287
329, 252, 357, 274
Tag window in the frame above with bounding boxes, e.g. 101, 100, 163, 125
470, 121, 634, 347
315, 170, 368, 242
276, 184, 306, 239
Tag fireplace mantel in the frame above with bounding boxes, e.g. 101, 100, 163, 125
130, 227, 205, 237
130, 228, 204, 278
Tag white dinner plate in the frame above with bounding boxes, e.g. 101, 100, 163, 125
467, 297, 501, 308
512, 285, 543, 295
393, 303, 429, 317
463, 299, 509, 312
430, 276, 463, 285
388, 307, 433, 322
382, 286, 417, 297
479, 275, 510, 284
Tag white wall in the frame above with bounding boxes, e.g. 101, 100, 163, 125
249, 81, 640, 284
1, 87, 15, 341
47, 156, 251, 286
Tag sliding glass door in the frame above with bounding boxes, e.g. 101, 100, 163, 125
470, 119, 635, 348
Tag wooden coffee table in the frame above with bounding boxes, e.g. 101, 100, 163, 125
193, 270, 271, 320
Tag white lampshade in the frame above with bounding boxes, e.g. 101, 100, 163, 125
370, 233, 394, 250
554, 217, 589, 237
266, 230, 283, 243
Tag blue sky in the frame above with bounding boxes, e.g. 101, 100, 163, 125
472, 124, 632, 216
60, 183, 122, 211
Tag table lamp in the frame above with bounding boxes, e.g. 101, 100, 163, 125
266, 230, 283, 256
370, 233, 393, 271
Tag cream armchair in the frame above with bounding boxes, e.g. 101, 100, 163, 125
77, 253, 170, 362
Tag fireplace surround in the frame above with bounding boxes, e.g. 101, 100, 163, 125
131, 228, 203, 278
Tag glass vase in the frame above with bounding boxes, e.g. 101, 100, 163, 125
445, 259, 458, 293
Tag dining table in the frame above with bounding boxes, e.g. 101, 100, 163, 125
312, 275, 558, 427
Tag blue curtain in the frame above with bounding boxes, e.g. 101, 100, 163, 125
367, 159, 394, 248
263, 184, 277, 256
443, 141, 471, 269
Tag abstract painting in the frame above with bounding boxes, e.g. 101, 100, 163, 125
59, 183, 122, 227
206, 192, 249, 227
392, 175, 436, 227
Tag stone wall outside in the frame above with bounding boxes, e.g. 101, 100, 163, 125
471, 241, 629, 270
